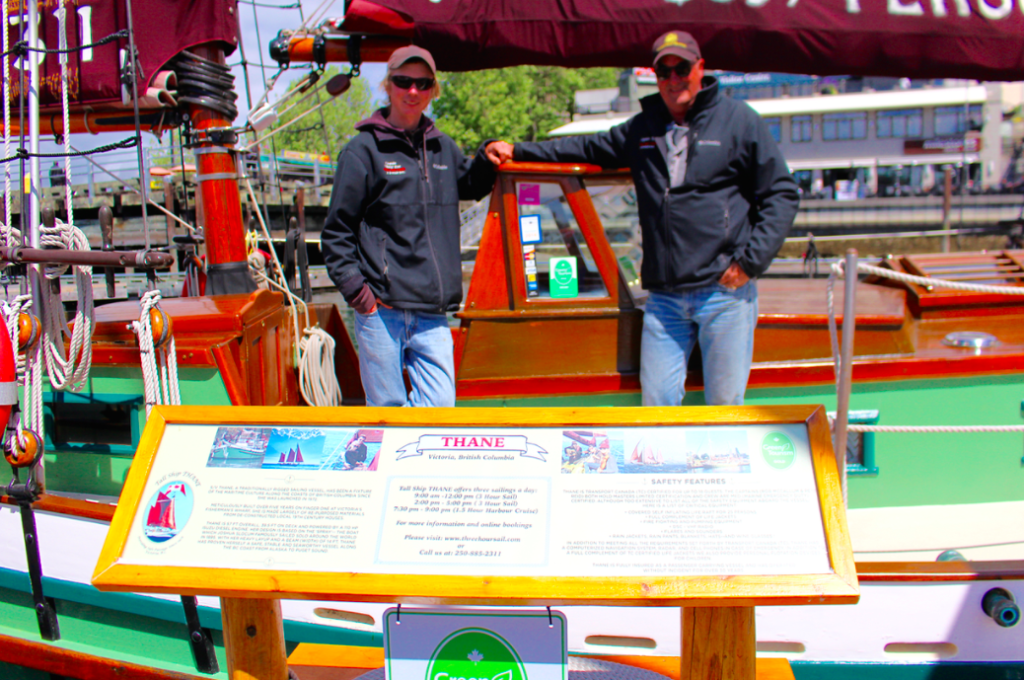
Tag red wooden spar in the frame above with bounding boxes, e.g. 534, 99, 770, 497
280, 0, 1024, 81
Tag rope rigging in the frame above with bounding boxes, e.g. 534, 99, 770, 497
243, 177, 342, 407
0, 137, 138, 165
132, 290, 181, 416
171, 51, 239, 121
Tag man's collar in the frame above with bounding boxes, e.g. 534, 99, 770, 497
641, 75, 720, 123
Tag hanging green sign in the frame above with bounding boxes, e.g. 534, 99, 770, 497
384, 608, 567, 680
549, 257, 578, 298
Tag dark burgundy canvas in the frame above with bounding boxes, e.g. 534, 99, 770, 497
343, 0, 1024, 80
5, 0, 238, 108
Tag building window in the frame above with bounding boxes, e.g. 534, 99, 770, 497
877, 108, 923, 138
791, 115, 813, 143
822, 112, 867, 141
934, 104, 983, 136
763, 117, 781, 143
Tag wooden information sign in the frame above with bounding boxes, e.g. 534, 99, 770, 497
92, 405, 857, 680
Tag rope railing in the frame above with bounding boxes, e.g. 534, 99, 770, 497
829, 259, 1024, 444
849, 424, 1024, 433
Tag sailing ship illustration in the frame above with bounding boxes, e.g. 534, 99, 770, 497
144, 484, 189, 540
629, 438, 664, 466
146, 492, 175, 532
278, 444, 305, 465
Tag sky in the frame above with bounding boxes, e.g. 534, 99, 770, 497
36, 0, 387, 167
230, 1, 388, 124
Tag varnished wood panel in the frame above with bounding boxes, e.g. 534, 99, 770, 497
222, 597, 288, 680
458, 316, 640, 380
682, 606, 756, 680
757, 279, 906, 327
0, 630, 206, 680
287, 646, 794, 680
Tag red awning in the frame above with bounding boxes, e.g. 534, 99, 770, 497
340, 0, 1024, 80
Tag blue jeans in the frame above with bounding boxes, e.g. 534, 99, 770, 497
640, 282, 758, 406
353, 307, 456, 407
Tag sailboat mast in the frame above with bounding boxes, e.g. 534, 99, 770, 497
185, 44, 255, 295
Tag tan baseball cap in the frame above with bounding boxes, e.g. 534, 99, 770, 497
652, 31, 701, 67
387, 45, 437, 74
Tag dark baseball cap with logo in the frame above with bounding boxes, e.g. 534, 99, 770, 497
651, 31, 701, 67
387, 45, 437, 74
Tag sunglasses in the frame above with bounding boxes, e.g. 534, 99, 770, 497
390, 75, 435, 91
654, 61, 694, 80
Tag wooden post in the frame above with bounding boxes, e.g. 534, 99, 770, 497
163, 177, 177, 271
221, 597, 289, 680
941, 166, 953, 253
681, 606, 755, 680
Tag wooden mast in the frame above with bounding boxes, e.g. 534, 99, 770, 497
182, 44, 256, 295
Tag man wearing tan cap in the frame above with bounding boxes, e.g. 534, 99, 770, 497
486, 31, 798, 407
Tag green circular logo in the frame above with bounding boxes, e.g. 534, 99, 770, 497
552, 260, 574, 285
761, 432, 795, 469
426, 629, 526, 680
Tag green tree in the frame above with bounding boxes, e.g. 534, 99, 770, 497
432, 67, 620, 153
270, 67, 374, 156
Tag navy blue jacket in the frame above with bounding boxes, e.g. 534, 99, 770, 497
322, 109, 496, 312
514, 78, 799, 291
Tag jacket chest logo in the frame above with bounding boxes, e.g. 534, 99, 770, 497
639, 137, 656, 150
698, 140, 722, 146
384, 161, 406, 176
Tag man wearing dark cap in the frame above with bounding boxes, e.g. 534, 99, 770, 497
485, 32, 798, 406
324, 46, 496, 407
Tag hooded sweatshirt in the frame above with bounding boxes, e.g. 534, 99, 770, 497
322, 108, 496, 312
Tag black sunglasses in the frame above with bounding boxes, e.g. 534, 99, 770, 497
654, 61, 694, 80
390, 75, 435, 91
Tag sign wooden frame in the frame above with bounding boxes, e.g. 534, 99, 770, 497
92, 404, 857, 607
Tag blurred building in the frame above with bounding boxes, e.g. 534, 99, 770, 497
561, 70, 1024, 198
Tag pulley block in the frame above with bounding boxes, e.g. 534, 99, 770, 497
149, 307, 173, 348
6, 429, 42, 469
18, 312, 40, 352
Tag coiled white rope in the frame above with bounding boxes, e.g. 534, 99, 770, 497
38, 218, 94, 392
132, 290, 180, 417
299, 327, 340, 407
829, 260, 1024, 436
243, 176, 342, 406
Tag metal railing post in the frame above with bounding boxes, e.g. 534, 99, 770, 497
834, 248, 858, 503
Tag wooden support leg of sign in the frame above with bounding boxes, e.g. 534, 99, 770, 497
681, 606, 755, 680
221, 597, 289, 680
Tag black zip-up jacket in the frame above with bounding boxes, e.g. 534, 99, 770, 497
322, 109, 496, 312
514, 78, 799, 290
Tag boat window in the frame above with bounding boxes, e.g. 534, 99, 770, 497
45, 396, 141, 452
515, 181, 608, 300
585, 180, 645, 298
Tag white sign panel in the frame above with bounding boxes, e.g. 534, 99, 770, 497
119, 423, 830, 577
384, 609, 567, 680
